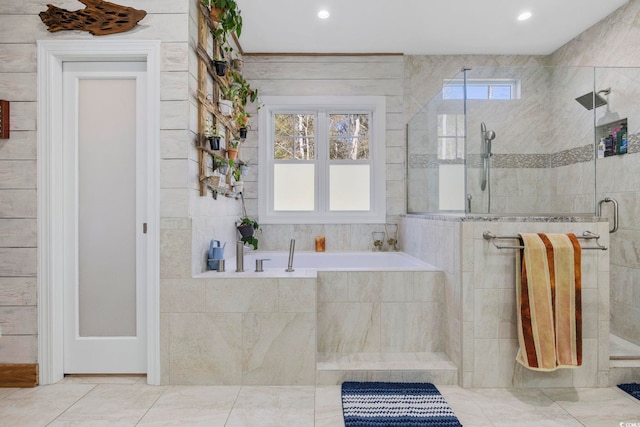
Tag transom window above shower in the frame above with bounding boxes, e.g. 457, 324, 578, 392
442, 79, 521, 100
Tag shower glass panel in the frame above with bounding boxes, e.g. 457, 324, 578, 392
407, 66, 598, 216
407, 69, 466, 213
595, 66, 640, 350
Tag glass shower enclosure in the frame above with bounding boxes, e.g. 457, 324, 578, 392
406, 65, 640, 355
407, 66, 600, 216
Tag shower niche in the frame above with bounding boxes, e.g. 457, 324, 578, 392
596, 118, 628, 157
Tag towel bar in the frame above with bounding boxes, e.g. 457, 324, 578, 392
482, 230, 608, 251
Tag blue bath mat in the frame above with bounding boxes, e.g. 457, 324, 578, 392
618, 383, 640, 401
341, 382, 462, 426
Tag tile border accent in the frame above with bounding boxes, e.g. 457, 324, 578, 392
409, 132, 639, 170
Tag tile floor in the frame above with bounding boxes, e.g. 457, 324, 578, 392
0, 376, 638, 426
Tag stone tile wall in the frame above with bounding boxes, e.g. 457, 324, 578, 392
551, 0, 640, 348
401, 215, 610, 388
162, 277, 316, 385
317, 271, 445, 354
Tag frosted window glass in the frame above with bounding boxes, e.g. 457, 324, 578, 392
438, 164, 465, 211
274, 163, 315, 211
329, 165, 370, 211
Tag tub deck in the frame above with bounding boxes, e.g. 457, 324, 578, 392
198, 251, 438, 278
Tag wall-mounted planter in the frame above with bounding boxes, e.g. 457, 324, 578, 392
208, 136, 221, 150
209, 6, 224, 22
213, 60, 227, 76
232, 58, 243, 71
227, 147, 238, 160
218, 163, 229, 175
219, 100, 233, 116
237, 223, 254, 238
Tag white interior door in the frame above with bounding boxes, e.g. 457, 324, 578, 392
62, 62, 148, 374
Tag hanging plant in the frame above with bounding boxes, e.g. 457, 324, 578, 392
237, 217, 259, 250
213, 59, 227, 76
216, 158, 230, 175
208, 5, 224, 22
219, 84, 238, 116
234, 110, 250, 139
235, 110, 250, 127
226, 138, 240, 160
231, 58, 243, 71
202, 0, 242, 44
231, 71, 260, 108
204, 117, 221, 150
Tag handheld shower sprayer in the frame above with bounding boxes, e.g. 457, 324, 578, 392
480, 122, 496, 191
481, 122, 496, 157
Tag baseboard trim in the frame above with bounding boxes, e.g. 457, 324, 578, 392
0, 363, 39, 387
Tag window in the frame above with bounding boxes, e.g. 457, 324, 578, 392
442, 79, 520, 100
437, 114, 465, 160
259, 96, 386, 224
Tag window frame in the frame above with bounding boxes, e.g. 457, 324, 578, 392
258, 96, 386, 224
442, 78, 521, 100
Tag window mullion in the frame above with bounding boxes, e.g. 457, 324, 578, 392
267, 109, 276, 215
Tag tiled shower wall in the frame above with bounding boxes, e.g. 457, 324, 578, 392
401, 215, 610, 388
551, 0, 640, 347
404, 0, 640, 350
399, 216, 463, 383
406, 62, 598, 215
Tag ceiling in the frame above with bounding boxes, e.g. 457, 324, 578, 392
238, 0, 628, 55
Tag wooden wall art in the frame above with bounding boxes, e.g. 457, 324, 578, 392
39, 0, 147, 36
0, 100, 9, 139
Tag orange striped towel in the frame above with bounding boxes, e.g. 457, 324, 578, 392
516, 233, 582, 371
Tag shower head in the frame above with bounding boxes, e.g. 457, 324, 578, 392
575, 91, 607, 110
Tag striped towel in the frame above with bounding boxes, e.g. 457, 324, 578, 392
516, 233, 582, 371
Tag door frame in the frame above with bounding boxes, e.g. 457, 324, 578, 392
37, 40, 161, 385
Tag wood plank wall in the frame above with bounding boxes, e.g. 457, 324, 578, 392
0, 0, 193, 370
242, 55, 406, 223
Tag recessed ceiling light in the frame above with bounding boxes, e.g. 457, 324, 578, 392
517, 11, 532, 21
317, 10, 330, 19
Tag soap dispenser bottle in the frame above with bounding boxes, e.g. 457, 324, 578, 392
597, 137, 605, 159
619, 126, 628, 154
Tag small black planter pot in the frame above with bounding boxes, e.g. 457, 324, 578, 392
208, 136, 221, 150
239, 127, 248, 139
237, 224, 254, 238
213, 60, 227, 77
